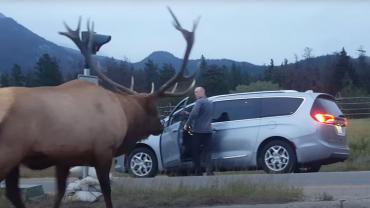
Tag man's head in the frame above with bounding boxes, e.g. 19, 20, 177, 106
194, 87, 206, 99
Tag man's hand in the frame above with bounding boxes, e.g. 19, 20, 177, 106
182, 111, 190, 115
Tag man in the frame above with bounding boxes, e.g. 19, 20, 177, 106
184, 87, 214, 176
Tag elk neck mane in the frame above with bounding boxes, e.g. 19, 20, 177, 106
114, 92, 153, 150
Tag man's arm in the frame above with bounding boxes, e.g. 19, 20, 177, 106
184, 99, 202, 127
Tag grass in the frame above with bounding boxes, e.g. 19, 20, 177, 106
314, 192, 334, 201
0, 179, 303, 208
110, 180, 303, 207
0, 190, 7, 208
322, 118, 370, 171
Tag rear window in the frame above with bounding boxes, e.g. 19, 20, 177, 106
261, 97, 304, 117
212, 98, 261, 122
311, 97, 343, 117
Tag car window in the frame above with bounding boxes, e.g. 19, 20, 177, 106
170, 104, 194, 125
261, 97, 303, 117
212, 98, 261, 122
311, 97, 342, 117
167, 98, 189, 126
170, 112, 184, 125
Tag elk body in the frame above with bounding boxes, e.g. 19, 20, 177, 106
0, 8, 199, 208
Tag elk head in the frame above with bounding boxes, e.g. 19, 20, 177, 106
60, 8, 200, 137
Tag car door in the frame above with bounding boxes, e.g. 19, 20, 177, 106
160, 97, 189, 169
211, 97, 261, 169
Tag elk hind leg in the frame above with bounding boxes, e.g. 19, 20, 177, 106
95, 158, 113, 208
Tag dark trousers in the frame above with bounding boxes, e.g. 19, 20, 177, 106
191, 133, 213, 175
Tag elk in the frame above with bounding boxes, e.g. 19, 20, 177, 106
0, 8, 199, 208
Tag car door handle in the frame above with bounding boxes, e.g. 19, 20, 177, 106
172, 129, 178, 132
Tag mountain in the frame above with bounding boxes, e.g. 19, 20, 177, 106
0, 13, 82, 73
133, 51, 265, 75
0, 13, 264, 76
5, 12, 369, 78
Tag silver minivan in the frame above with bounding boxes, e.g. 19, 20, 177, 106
117, 90, 349, 177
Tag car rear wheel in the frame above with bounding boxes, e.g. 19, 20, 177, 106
128, 147, 158, 178
260, 140, 296, 174
306, 164, 321, 172
295, 164, 321, 173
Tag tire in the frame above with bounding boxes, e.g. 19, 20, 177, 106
306, 164, 321, 172
259, 140, 296, 174
128, 147, 158, 178
166, 169, 190, 177
295, 164, 321, 173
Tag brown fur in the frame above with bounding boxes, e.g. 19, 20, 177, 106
0, 80, 163, 208
1, 8, 196, 208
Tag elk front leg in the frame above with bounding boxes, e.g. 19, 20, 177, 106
53, 165, 70, 208
5, 166, 26, 208
0, 147, 21, 182
95, 157, 113, 208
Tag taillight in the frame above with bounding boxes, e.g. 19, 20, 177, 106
312, 113, 347, 127
313, 113, 335, 125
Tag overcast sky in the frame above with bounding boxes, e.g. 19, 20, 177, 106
1, 0, 370, 65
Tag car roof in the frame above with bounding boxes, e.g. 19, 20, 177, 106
208, 90, 333, 102
165, 90, 335, 119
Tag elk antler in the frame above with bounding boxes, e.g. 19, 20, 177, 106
60, 9, 199, 96
59, 17, 137, 95
154, 7, 200, 97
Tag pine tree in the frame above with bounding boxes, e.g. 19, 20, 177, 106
34, 54, 63, 86
229, 63, 242, 90
25, 71, 38, 87
264, 59, 274, 81
330, 48, 359, 94
159, 63, 176, 87
197, 55, 208, 86
10, 64, 25, 86
144, 60, 159, 92
0, 72, 10, 87
303, 47, 313, 59
356, 47, 370, 94
105, 58, 131, 85
201, 64, 229, 96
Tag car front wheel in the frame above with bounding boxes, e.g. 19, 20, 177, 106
128, 147, 158, 178
260, 140, 296, 174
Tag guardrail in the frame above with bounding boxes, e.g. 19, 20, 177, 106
336, 97, 370, 118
